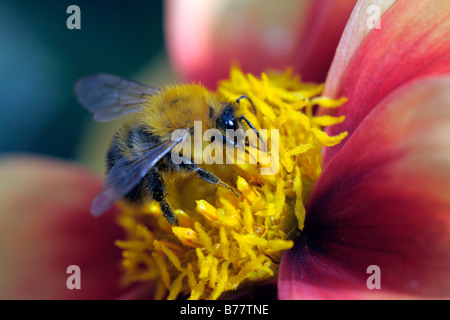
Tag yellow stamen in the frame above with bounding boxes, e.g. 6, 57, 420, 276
172, 227, 201, 248
168, 272, 186, 300
115, 67, 347, 299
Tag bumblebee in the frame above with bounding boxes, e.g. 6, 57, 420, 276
75, 74, 262, 225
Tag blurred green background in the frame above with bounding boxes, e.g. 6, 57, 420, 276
0, 0, 173, 170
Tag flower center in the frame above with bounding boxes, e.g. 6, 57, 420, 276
115, 67, 347, 300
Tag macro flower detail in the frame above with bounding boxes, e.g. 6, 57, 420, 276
1, 0, 449, 301
115, 67, 348, 300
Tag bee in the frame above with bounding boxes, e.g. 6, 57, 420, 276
75, 74, 263, 225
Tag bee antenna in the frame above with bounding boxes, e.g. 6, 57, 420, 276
240, 115, 267, 152
236, 95, 257, 115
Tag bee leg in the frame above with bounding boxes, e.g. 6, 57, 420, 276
181, 163, 241, 198
147, 169, 179, 225
160, 200, 178, 226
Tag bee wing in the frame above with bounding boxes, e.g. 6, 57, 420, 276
90, 132, 188, 217
75, 74, 160, 122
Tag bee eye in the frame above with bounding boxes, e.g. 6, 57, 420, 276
218, 104, 239, 131
225, 119, 239, 130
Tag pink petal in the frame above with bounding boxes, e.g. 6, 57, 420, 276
322, 0, 450, 164
0, 155, 125, 299
324, 0, 398, 97
279, 77, 450, 299
292, 0, 357, 83
164, 0, 356, 88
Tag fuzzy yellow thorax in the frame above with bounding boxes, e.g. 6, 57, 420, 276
115, 67, 347, 300
138, 84, 222, 137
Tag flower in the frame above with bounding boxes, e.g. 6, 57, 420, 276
1, 0, 449, 300
279, 75, 450, 299
165, 0, 357, 87
115, 67, 348, 299
128, 0, 450, 299
0, 156, 125, 299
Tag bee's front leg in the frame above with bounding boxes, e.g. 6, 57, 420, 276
180, 162, 241, 198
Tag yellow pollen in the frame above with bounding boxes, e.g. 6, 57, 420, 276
172, 227, 201, 248
115, 67, 347, 299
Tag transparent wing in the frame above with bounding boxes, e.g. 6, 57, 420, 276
91, 133, 187, 217
74, 73, 160, 122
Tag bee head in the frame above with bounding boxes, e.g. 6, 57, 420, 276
209, 99, 266, 153
215, 102, 240, 134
